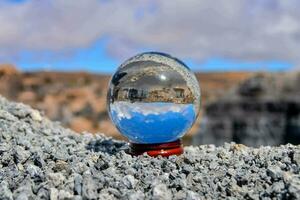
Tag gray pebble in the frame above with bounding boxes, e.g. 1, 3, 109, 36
0, 181, 13, 200
128, 190, 145, 200
13, 146, 30, 164
267, 166, 283, 180
122, 175, 137, 189
152, 184, 172, 200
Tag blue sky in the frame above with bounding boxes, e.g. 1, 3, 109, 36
17, 45, 293, 73
0, 0, 298, 73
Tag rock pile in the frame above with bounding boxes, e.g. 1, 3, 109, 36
195, 73, 300, 147
0, 96, 300, 199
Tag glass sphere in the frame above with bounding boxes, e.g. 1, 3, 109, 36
107, 52, 201, 144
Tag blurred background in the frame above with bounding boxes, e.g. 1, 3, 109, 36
0, 0, 299, 146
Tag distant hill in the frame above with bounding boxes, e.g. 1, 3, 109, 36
0, 64, 252, 142
194, 72, 300, 146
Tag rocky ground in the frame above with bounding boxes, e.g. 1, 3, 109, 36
0, 96, 300, 199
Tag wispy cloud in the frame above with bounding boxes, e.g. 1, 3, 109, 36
110, 101, 195, 120
0, 0, 300, 65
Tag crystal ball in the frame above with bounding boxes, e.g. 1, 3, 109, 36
107, 52, 201, 144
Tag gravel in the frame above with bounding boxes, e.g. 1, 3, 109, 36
0, 96, 300, 200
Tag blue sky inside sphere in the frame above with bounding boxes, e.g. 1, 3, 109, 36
110, 102, 196, 144
0, 0, 297, 73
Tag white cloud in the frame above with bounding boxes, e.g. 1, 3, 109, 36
1, 0, 300, 65
110, 101, 195, 120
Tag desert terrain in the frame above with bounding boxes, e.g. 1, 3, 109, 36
0, 64, 251, 142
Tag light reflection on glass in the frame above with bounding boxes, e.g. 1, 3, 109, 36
107, 52, 201, 144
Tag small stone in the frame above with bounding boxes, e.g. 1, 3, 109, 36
72, 196, 83, 200
95, 158, 109, 170
82, 175, 97, 199
107, 188, 121, 198
50, 188, 58, 200
186, 190, 201, 200
30, 110, 42, 122
122, 175, 137, 189
37, 188, 49, 200
58, 190, 73, 200
293, 150, 300, 165
0, 110, 18, 122
53, 160, 68, 172
288, 177, 300, 199
174, 191, 186, 200
182, 164, 194, 174
209, 161, 218, 170
267, 166, 282, 180
14, 146, 30, 164
13, 178, 34, 199
53, 149, 69, 161
128, 190, 144, 200
227, 168, 235, 176
74, 174, 83, 195
26, 164, 43, 178
271, 181, 285, 193
0, 143, 10, 153
153, 184, 172, 200
98, 192, 114, 199
32, 153, 45, 168
15, 192, 29, 200
231, 144, 247, 152
48, 173, 65, 187
17, 163, 24, 171
0, 181, 13, 200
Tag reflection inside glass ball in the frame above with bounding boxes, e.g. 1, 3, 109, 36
107, 52, 201, 144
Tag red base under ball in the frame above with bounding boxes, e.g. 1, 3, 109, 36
128, 139, 183, 157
